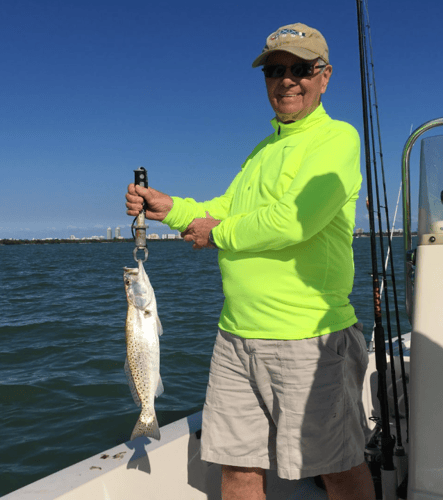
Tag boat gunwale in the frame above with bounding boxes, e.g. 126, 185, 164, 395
1, 412, 203, 499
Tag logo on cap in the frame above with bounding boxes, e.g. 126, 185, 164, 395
270, 29, 306, 41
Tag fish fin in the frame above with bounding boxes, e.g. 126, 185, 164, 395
124, 357, 141, 407
155, 375, 164, 398
130, 411, 161, 441
156, 315, 163, 336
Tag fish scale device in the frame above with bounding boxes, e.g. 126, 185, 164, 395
132, 166, 149, 263
124, 167, 164, 441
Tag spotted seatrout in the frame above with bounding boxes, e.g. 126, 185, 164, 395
123, 260, 163, 441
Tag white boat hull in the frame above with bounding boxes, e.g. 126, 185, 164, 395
2, 412, 328, 500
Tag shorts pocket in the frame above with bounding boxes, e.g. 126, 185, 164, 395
350, 324, 369, 365
317, 330, 347, 360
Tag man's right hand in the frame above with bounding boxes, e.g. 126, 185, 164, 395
126, 184, 173, 221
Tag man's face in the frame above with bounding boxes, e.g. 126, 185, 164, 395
265, 51, 332, 123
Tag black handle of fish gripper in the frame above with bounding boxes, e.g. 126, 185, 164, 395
134, 167, 148, 211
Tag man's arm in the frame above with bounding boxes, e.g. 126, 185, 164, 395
158, 168, 244, 231
126, 169, 244, 248
211, 128, 361, 252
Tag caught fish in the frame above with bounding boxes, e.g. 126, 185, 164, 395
123, 260, 163, 440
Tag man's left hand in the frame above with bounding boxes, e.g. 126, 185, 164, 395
181, 212, 220, 249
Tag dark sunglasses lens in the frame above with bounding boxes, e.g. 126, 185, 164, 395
263, 63, 313, 78
263, 65, 286, 78
291, 64, 310, 78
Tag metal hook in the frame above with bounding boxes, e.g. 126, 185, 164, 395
133, 247, 148, 263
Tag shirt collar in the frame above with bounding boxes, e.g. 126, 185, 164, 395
270, 103, 329, 138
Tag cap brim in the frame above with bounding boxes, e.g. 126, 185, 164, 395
252, 47, 324, 68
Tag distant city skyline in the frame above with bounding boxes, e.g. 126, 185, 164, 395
1, 224, 113, 241
0, 222, 181, 241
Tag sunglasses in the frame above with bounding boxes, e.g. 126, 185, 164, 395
262, 62, 326, 79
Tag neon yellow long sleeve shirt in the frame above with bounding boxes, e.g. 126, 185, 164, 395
163, 104, 361, 339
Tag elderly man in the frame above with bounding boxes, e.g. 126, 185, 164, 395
126, 23, 375, 500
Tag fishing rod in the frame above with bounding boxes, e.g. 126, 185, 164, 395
132, 167, 149, 263
361, 6, 407, 475
362, 1, 410, 453
355, 1, 397, 497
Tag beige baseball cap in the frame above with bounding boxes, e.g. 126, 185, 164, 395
252, 23, 329, 67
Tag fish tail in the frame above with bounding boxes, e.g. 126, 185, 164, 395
130, 410, 161, 441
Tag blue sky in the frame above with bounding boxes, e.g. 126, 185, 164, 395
1, 0, 441, 239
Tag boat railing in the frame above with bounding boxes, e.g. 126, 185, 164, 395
401, 118, 443, 323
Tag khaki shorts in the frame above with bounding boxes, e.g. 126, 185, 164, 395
201, 324, 369, 480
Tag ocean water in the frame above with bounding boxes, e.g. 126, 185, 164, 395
0, 237, 411, 496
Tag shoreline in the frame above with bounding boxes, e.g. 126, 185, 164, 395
0, 234, 416, 246
0, 238, 184, 246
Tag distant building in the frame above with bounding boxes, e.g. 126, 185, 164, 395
107, 227, 112, 240
148, 233, 160, 240
355, 228, 364, 235
115, 227, 121, 238
70, 235, 76, 240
